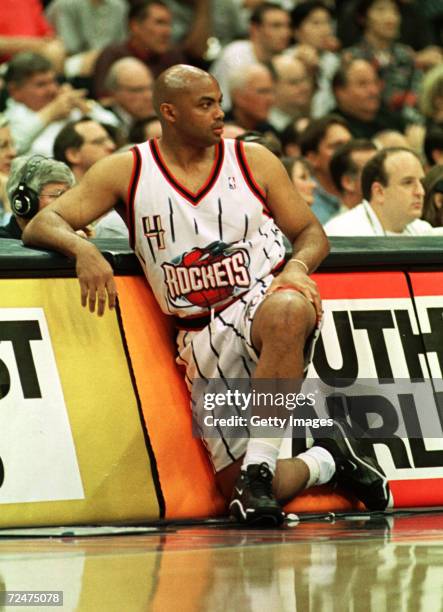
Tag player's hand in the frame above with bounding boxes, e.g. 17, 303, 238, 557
267, 261, 322, 321
75, 245, 117, 316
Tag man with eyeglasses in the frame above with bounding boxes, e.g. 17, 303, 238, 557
53, 118, 128, 238
53, 118, 116, 183
227, 63, 277, 136
103, 58, 155, 139
0, 155, 75, 239
269, 55, 313, 132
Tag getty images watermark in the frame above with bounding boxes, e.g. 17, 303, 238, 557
202, 388, 332, 430
191, 378, 443, 439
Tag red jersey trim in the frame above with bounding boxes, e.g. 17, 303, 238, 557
234, 140, 271, 217
148, 138, 225, 206
127, 146, 142, 250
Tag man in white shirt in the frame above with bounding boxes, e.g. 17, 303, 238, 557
4, 52, 119, 157
325, 147, 442, 236
210, 3, 292, 111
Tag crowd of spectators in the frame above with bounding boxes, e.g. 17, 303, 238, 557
1, 0, 443, 237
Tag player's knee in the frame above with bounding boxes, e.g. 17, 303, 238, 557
261, 292, 315, 343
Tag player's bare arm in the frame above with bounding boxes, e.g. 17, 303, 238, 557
23, 152, 134, 316
242, 143, 329, 317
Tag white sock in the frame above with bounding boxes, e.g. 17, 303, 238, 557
297, 446, 336, 488
242, 438, 282, 475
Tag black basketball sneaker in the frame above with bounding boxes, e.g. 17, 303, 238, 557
314, 418, 391, 511
229, 463, 285, 527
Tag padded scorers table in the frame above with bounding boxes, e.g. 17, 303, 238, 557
0, 236, 442, 525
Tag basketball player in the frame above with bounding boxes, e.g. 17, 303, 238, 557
23, 65, 390, 526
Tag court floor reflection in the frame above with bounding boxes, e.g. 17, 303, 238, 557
0, 512, 442, 611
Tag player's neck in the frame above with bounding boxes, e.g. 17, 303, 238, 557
157, 136, 216, 169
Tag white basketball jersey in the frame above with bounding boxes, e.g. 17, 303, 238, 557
127, 138, 286, 318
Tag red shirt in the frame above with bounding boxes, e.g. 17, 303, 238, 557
0, 0, 53, 38
0, 0, 54, 63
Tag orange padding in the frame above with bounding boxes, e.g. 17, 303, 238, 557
116, 276, 360, 518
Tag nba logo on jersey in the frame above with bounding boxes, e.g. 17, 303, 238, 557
228, 176, 236, 190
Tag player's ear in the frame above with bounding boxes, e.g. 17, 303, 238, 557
159, 102, 176, 123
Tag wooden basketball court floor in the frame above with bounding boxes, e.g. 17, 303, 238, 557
0, 509, 442, 611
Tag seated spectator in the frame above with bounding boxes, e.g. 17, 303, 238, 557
53, 117, 128, 238
45, 0, 128, 78
210, 3, 291, 111
0, 115, 17, 224
226, 63, 276, 134
129, 115, 162, 143
269, 54, 313, 132
424, 127, 443, 168
53, 117, 115, 181
344, 0, 423, 123
422, 164, 443, 228
419, 64, 443, 130
3, 52, 119, 156
299, 114, 352, 224
337, 0, 443, 69
329, 139, 377, 214
290, 1, 340, 118
282, 156, 316, 206
0, 0, 65, 73
332, 57, 405, 138
93, 0, 210, 99
102, 58, 154, 139
1, 155, 75, 238
324, 146, 441, 235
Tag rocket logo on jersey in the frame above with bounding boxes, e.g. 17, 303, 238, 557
162, 241, 251, 307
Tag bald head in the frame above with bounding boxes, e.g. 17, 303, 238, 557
151, 64, 224, 146
273, 54, 305, 78
228, 63, 273, 96
153, 64, 216, 117
105, 57, 153, 92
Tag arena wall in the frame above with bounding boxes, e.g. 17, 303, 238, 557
0, 237, 442, 526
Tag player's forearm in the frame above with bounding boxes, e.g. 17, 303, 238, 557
288, 223, 330, 274
22, 210, 92, 259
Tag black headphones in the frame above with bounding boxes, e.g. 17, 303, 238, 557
11, 155, 46, 219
